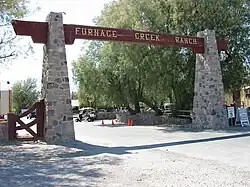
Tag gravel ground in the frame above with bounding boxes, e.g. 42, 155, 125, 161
0, 141, 249, 187
0, 141, 120, 187
0, 120, 250, 187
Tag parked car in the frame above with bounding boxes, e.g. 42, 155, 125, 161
98, 109, 107, 113
27, 111, 36, 119
79, 107, 95, 114
75, 110, 97, 122
0, 114, 5, 120
118, 107, 128, 113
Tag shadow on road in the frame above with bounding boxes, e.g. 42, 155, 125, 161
157, 125, 250, 134
59, 132, 250, 157
0, 142, 120, 187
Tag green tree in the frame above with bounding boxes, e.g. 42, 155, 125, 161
12, 78, 39, 113
0, 0, 35, 63
73, 0, 250, 114
134, 0, 250, 108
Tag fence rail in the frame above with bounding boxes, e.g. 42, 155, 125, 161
8, 99, 45, 140
163, 109, 192, 119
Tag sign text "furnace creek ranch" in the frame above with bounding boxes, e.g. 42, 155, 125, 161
75, 27, 198, 45
75, 27, 160, 41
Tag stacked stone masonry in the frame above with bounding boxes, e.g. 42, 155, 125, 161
0, 122, 8, 140
42, 12, 75, 141
192, 30, 228, 129
116, 113, 190, 127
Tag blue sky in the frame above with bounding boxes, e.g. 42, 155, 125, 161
0, 0, 112, 91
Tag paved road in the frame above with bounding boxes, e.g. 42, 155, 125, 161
75, 119, 250, 170
16, 118, 250, 170
2, 119, 250, 186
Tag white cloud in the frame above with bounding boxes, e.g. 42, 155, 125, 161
0, 0, 112, 91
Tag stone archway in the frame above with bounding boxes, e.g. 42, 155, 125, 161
11, 12, 229, 141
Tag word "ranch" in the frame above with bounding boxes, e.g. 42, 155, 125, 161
175, 37, 198, 45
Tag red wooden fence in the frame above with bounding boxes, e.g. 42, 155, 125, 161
8, 99, 45, 140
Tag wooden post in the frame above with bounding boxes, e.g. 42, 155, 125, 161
36, 99, 45, 138
7, 113, 16, 140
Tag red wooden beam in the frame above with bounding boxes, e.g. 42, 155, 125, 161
12, 20, 48, 44
11, 20, 229, 54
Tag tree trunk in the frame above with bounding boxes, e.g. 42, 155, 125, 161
142, 97, 163, 116
160, 101, 164, 109
127, 105, 136, 115
169, 93, 173, 103
134, 93, 141, 113
134, 100, 141, 113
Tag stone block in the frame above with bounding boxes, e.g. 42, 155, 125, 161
0, 122, 8, 140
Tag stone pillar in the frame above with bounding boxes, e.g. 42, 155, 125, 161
41, 45, 48, 99
192, 29, 228, 129
42, 12, 75, 141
